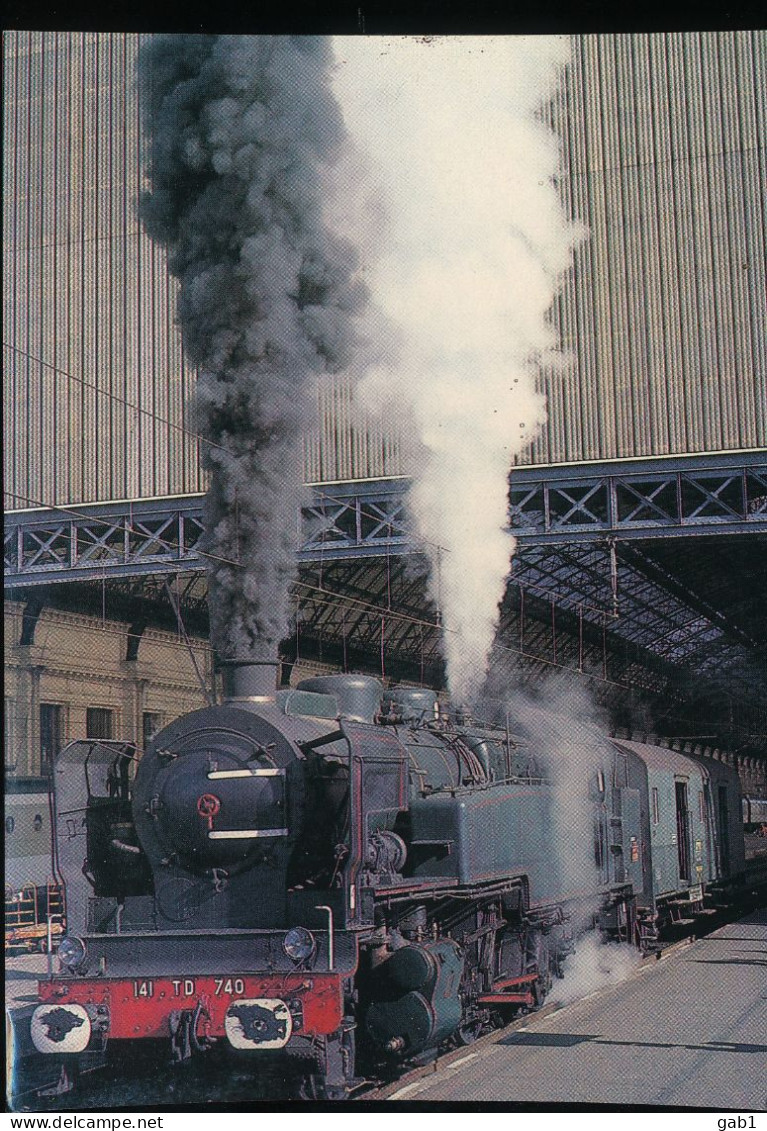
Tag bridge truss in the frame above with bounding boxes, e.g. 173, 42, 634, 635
5, 453, 767, 756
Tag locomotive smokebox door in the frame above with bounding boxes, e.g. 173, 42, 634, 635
154, 753, 288, 870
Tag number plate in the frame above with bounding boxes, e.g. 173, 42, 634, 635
214, 977, 246, 996
133, 976, 249, 998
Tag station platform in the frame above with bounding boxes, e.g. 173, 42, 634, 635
6, 913, 766, 1109
388, 909, 767, 1108
6, 953, 49, 1013
6, 955, 57, 1104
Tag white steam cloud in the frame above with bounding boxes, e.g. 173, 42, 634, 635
480, 661, 612, 935
138, 36, 580, 681
332, 36, 583, 702
551, 931, 643, 1007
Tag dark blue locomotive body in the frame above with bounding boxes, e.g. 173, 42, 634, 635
31, 663, 747, 1096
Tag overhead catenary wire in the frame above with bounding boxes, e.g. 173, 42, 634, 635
7, 582, 759, 725
7, 604, 761, 746
10, 478, 624, 620
5, 488, 446, 634
3, 342, 227, 459
163, 578, 214, 706
8, 475, 755, 700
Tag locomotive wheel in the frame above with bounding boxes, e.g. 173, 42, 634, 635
298, 1074, 348, 1102
532, 962, 552, 1007
456, 1016, 484, 1045
297, 1074, 323, 1101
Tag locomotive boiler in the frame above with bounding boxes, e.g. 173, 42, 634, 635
30, 658, 746, 1098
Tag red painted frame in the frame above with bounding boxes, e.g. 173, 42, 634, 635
38, 973, 344, 1040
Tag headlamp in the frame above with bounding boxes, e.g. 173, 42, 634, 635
57, 934, 87, 972
283, 926, 316, 964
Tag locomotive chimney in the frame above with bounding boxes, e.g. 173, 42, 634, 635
219, 656, 278, 703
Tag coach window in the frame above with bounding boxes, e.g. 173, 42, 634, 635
613, 754, 628, 788
651, 786, 660, 824
40, 703, 64, 776
87, 707, 114, 740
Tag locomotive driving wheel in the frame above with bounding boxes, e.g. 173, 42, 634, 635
456, 1016, 485, 1046
295, 1023, 356, 1101
297, 1071, 350, 1102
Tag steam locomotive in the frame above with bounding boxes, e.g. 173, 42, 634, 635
30, 660, 746, 1098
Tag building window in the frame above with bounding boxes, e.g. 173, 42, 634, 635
86, 707, 114, 740
142, 712, 163, 749
651, 786, 660, 824
5, 700, 17, 771
40, 703, 64, 775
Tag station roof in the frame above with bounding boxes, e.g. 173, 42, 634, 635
8, 530, 766, 758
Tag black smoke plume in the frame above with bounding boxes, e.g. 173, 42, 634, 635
138, 35, 368, 658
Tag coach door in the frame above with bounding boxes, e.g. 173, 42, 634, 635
675, 779, 691, 883
717, 785, 731, 877
621, 787, 644, 895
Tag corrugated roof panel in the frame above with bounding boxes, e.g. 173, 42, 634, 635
522, 30, 766, 466
3, 32, 765, 506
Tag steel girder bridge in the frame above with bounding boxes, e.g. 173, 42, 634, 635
5, 453, 766, 585
5, 452, 767, 755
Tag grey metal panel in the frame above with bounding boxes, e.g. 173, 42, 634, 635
2, 32, 204, 509
304, 373, 406, 484
525, 31, 766, 466
3, 31, 407, 503
3, 32, 765, 505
